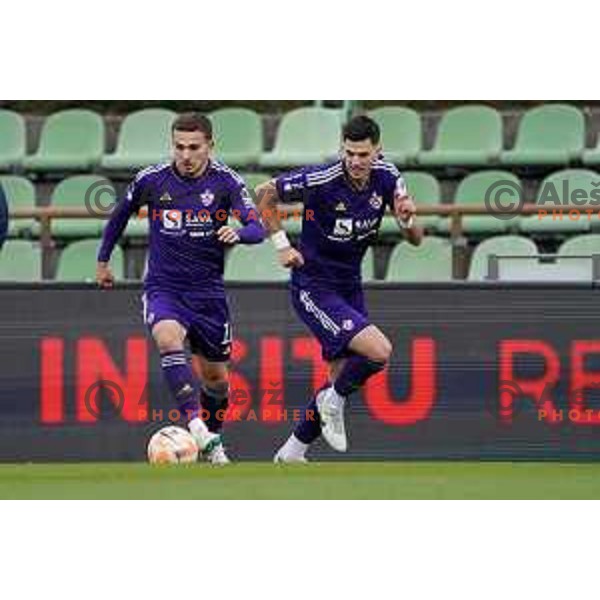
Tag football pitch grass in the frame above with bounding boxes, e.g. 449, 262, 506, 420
1, 462, 600, 499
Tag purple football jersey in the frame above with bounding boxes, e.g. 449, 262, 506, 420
275, 159, 406, 290
98, 161, 265, 297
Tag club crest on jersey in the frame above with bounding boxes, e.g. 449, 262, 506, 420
335, 201, 347, 212
159, 191, 173, 204
200, 190, 215, 206
342, 319, 355, 331
369, 193, 383, 210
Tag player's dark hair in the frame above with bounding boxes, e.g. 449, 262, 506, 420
172, 112, 213, 140
342, 115, 381, 145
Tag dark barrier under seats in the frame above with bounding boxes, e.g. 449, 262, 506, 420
0, 183, 7, 251
1, 282, 600, 461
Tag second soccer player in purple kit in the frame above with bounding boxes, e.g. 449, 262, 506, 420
257, 115, 423, 462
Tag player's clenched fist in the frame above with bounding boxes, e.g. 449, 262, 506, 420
96, 262, 115, 289
217, 226, 241, 245
278, 247, 304, 269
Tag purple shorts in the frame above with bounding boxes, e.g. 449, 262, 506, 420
142, 290, 232, 362
290, 284, 371, 362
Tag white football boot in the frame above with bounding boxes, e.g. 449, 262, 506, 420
273, 449, 309, 464
273, 434, 309, 464
316, 387, 348, 452
203, 441, 231, 466
188, 420, 227, 464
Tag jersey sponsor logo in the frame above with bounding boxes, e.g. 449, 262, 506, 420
369, 192, 383, 210
355, 217, 379, 231
333, 218, 353, 237
163, 210, 183, 230
282, 177, 304, 192
189, 230, 214, 238
201, 190, 215, 206
185, 212, 212, 227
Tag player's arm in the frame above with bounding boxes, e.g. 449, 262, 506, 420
218, 184, 266, 245
255, 179, 304, 269
96, 179, 145, 288
392, 178, 423, 246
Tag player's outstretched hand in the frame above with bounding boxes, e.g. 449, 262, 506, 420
217, 226, 241, 245
278, 247, 304, 269
96, 262, 115, 289
394, 195, 417, 223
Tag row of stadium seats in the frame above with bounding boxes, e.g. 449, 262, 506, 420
4, 168, 600, 240
1, 104, 600, 173
3, 235, 600, 282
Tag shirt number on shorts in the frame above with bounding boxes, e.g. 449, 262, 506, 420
222, 322, 233, 345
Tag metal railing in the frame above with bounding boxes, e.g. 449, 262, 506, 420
7, 203, 600, 279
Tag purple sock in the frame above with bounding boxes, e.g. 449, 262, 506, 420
293, 386, 326, 444
334, 355, 386, 397
160, 351, 199, 421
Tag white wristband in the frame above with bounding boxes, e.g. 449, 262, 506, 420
271, 230, 291, 251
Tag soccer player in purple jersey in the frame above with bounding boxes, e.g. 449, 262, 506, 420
257, 115, 423, 462
96, 113, 265, 464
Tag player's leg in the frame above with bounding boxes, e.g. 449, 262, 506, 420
144, 292, 222, 455
335, 325, 392, 395
190, 354, 231, 465
275, 286, 372, 462
187, 297, 233, 464
314, 325, 391, 451
190, 355, 230, 434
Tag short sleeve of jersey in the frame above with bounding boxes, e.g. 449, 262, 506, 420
374, 160, 408, 208
274, 168, 310, 204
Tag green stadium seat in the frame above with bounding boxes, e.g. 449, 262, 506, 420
51, 175, 116, 238
418, 105, 502, 167
211, 108, 262, 167
557, 234, 600, 279
501, 104, 585, 165
225, 243, 289, 281
0, 110, 25, 171
369, 107, 421, 165
385, 237, 453, 281
518, 169, 596, 234
558, 234, 600, 257
0, 176, 38, 237
23, 109, 104, 172
224, 243, 372, 281
468, 235, 538, 281
123, 214, 149, 239
56, 239, 123, 282
362, 247, 375, 281
404, 171, 441, 231
260, 108, 341, 168
101, 109, 176, 170
438, 171, 521, 235
0, 240, 41, 281
358, 172, 442, 240
280, 214, 302, 237
582, 135, 600, 166
239, 172, 272, 192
